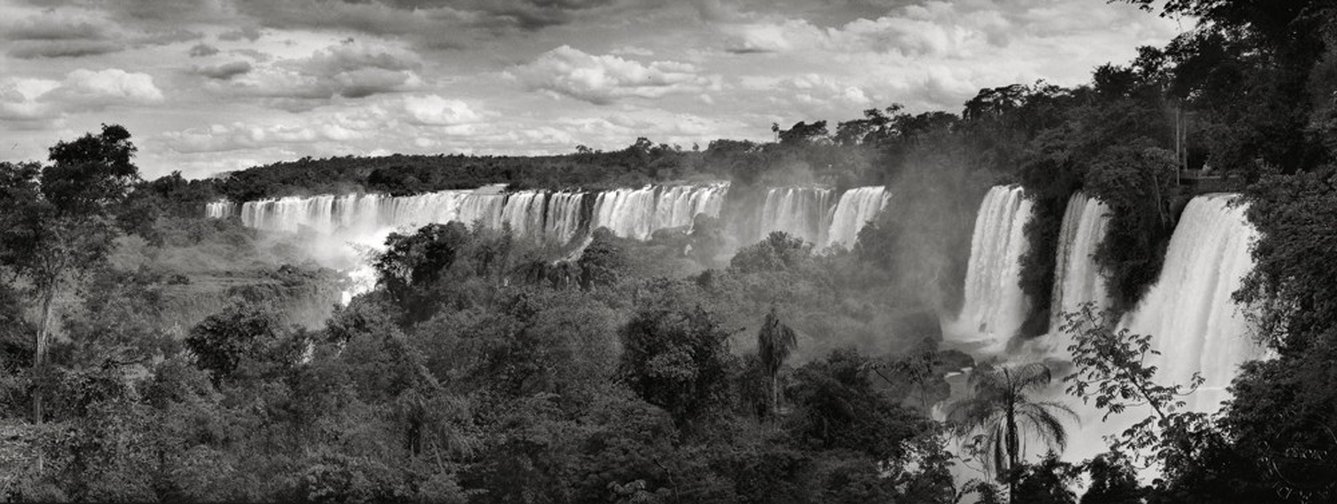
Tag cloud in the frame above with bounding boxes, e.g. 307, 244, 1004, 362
136, 28, 204, 46
0, 68, 164, 130
2, 7, 205, 59
44, 69, 166, 108
8, 39, 123, 59
403, 94, 482, 125
2, 9, 125, 59
510, 45, 718, 105
222, 40, 424, 104
218, 26, 263, 42
189, 43, 220, 57
194, 61, 254, 80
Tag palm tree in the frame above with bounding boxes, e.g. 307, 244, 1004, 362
757, 305, 798, 416
945, 362, 1076, 501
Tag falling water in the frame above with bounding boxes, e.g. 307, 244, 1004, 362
825, 186, 890, 249
1047, 193, 1112, 347
952, 185, 1034, 349
226, 184, 727, 244
589, 184, 727, 240
1125, 194, 1261, 410
755, 187, 835, 245
1047, 193, 1263, 473
205, 200, 236, 219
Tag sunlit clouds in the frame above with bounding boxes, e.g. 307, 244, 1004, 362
0, 0, 1185, 177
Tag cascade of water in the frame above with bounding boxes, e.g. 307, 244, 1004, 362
756, 187, 835, 245
825, 186, 890, 249
227, 183, 727, 244
1049, 193, 1112, 336
592, 186, 662, 240
591, 185, 727, 240
205, 201, 236, 219
543, 192, 588, 243
1057, 193, 1262, 472
952, 185, 1034, 348
1124, 194, 1261, 411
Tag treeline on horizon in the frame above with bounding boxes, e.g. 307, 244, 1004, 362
3, 1, 1337, 503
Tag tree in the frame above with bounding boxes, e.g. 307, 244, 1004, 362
374, 221, 471, 322
578, 228, 627, 290
756, 306, 797, 416
946, 362, 1075, 501
729, 232, 811, 274
1060, 303, 1265, 501
185, 303, 290, 384
618, 306, 737, 427
787, 349, 931, 461
0, 125, 139, 423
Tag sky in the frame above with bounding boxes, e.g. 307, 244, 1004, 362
0, 0, 1187, 179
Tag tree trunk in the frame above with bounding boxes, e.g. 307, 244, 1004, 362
32, 287, 55, 424
1006, 400, 1019, 503
770, 373, 779, 416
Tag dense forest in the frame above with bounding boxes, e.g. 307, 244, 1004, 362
2, 0, 1337, 502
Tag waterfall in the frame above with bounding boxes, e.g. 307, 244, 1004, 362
590, 184, 727, 240
218, 183, 727, 244
953, 185, 1034, 348
1049, 193, 1112, 334
205, 200, 236, 219
1124, 194, 1261, 411
755, 187, 835, 245
1058, 193, 1262, 470
825, 186, 890, 249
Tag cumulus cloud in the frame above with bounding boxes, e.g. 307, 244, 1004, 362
0, 68, 164, 130
44, 69, 166, 107
221, 40, 424, 105
1, 0, 1183, 177
511, 45, 719, 105
403, 95, 482, 125
158, 100, 401, 153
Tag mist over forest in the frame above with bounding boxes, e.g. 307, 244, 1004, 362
3, 1, 1337, 503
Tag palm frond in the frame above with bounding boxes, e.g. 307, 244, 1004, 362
1011, 362, 1054, 392
758, 307, 798, 375
1018, 406, 1070, 453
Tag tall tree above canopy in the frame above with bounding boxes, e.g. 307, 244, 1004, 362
0, 124, 140, 423
757, 305, 797, 416
946, 362, 1075, 502
42, 124, 139, 215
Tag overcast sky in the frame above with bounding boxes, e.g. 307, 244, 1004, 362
0, 0, 1185, 178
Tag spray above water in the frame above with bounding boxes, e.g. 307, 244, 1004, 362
211, 182, 897, 305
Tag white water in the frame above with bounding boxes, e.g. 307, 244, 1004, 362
1041, 193, 1113, 357
205, 200, 235, 220
592, 184, 727, 240
825, 186, 891, 249
750, 185, 889, 249
212, 183, 729, 303
756, 187, 835, 245
952, 191, 1264, 475
1124, 194, 1262, 410
225, 184, 727, 245
951, 185, 1034, 350
211, 182, 900, 305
